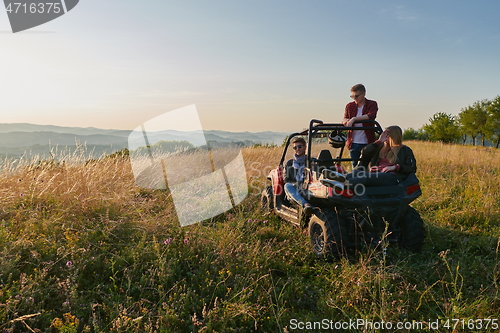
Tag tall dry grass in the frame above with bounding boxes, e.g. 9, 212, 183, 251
410, 141, 500, 232
0, 141, 499, 332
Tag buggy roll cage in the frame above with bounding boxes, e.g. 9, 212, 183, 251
279, 119, 384, 169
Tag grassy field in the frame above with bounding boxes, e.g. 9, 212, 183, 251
0, 141, 499, 332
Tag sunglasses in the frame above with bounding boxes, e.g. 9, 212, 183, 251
350, 93, 363, 99
292, 145, 304, 150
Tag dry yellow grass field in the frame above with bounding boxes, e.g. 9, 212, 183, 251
0, 141, 499, 332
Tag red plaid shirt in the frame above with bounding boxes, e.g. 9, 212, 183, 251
343, 99, 379, 149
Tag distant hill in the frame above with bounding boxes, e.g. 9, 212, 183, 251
141, 130, 287, 147
0, 123, 131, 137
0, 123, 288, 159
0, 132, 128, 147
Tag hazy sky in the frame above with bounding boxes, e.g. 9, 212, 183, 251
1, 0, 499, 132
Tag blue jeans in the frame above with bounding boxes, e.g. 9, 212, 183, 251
346, 168, 398, 187
349, 143, 367, 168
284, 183, 308, 206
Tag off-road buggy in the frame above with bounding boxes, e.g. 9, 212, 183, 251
261, 119, 424, 259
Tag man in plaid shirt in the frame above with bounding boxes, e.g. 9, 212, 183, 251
342, 84, 379, 167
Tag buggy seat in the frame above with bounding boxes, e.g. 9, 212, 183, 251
316, 150, 335, 171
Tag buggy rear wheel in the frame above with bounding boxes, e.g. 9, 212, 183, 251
308, 209, 346, 259
399, 206, 425, 252
260, 186, 274, 213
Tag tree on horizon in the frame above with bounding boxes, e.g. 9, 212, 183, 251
423, 112, 461, 144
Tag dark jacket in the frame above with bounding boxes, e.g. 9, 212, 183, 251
284, 158, 306, 183
358, 141, 417, 181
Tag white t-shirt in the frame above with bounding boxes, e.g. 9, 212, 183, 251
352, 106, 368, 144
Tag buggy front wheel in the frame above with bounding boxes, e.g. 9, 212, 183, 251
260, 186, 274, 213
308, 210, 346, 259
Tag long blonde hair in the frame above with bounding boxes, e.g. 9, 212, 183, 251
379, 126, 403, 164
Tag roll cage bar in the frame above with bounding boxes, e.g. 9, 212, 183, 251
279, 119, 384, 168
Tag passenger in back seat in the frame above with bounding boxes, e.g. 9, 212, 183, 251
322, 126, 417, 190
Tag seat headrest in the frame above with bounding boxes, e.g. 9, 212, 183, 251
317, 150, 333, 160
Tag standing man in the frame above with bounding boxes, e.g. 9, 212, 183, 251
342, 84, 379, 168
